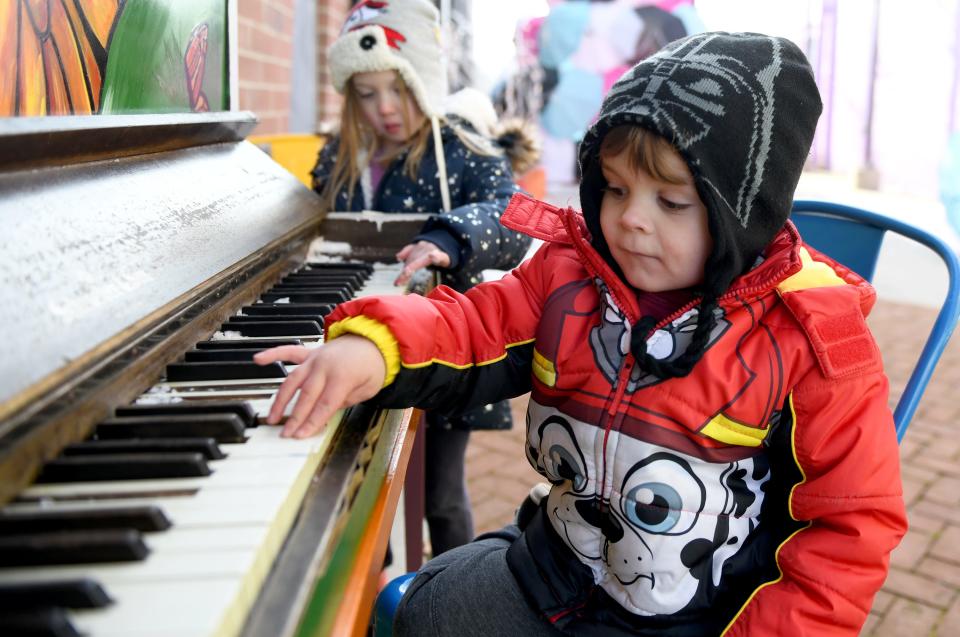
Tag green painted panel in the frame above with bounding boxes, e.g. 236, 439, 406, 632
296, 410, 407, 637
101, 0, 228, 113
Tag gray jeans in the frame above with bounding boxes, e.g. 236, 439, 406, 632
394, 525, 564, 636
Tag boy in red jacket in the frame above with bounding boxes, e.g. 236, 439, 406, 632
257, 32, 906, 636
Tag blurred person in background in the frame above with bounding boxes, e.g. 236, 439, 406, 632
494, 0, 704, 184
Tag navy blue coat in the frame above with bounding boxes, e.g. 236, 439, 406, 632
310, 124, 531, 292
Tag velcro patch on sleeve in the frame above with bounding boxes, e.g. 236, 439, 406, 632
781, 286, 883, 379
819, 312, 879, 373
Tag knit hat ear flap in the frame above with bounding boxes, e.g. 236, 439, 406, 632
328, 0, 447, 118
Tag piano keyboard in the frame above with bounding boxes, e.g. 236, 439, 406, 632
0, 261, 402, 637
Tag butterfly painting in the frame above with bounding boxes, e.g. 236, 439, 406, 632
1, 0, 226, 117
0, 0, 123, 116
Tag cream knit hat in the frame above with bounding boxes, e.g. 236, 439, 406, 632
328, 0, 447, 118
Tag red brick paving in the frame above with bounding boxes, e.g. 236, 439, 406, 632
463, 299, 960, 635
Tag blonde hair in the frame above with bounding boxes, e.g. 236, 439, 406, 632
320, 71, 505, 211
599, 125, 688, 185
320, 75, 428, 210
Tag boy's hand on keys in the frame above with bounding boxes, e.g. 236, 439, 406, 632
253, 335, 387, 439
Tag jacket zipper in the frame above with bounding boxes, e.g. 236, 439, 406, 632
597, 353, 634, 515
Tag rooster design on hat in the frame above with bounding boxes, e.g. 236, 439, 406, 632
342, 0, 407, 50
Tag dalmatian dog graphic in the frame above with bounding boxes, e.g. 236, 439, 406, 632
525, 402, 770, 616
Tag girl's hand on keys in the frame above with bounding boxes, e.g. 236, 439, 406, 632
253, 335, 387, 438
394, 241, 451, 286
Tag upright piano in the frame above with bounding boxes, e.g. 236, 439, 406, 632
0, 112, 421, 637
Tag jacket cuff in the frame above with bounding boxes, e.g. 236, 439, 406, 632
325, 316, 401, 387
414, 229, 462, 270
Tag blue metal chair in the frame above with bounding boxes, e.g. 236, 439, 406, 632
373, 572, 416, 636
791, 200, 960, 442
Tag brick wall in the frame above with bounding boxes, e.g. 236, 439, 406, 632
237, 0, 350, 135
237, 0, 296, 134
317, 1, 352, 129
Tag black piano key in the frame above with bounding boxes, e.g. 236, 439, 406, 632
183, 348, 301, 367
242, 303, 334, 317
304, 261, 374, 273
0, 530, 149, 566
281, 272, 363, 286
165, 360, 287, 381
115, 400, 257, 427
270, 281, 356, 293
63, 438, 225, 460
0, 579, 112, 609
278, 274, 362, 288
0, 607, 81, 637
228, 314, 324, 325
184, 348, 259, 362
219, 320, 322, 337
260, 290, 349, 303
36, 453, 211, 482
96, 413, 247, 443
0, 506, 171, 533
195, 338, 302, 350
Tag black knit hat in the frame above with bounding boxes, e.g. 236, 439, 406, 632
578, 32, 822, 378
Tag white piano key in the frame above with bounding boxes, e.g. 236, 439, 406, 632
22, 455, 315, 499
145, 525, 269, 553
156, 378, 286, 390
17, 421, 341, 501
135, 388, 277, 405
7, 486, 295, 528
210, 332, 321, 343
0, 546, 260, 585
70, 578, 243, 637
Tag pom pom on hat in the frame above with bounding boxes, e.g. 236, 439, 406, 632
328, 0, 447, 118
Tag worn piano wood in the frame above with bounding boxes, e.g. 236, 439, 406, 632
0, 112, 422, 637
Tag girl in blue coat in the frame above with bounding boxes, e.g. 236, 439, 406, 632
313, 0, 535, 555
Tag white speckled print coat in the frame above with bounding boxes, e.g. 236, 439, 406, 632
311, 124, 532, 292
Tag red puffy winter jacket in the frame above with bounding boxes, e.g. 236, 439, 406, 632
326, 193, 907, 635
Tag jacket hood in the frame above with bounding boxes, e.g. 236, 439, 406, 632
578, 32, 823, 301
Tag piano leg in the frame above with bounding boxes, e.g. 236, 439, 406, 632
403, 412, 426, 572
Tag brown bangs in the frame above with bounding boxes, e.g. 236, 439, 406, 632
599, 125, 688, 185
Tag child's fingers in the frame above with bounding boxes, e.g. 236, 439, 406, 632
281, 369, 327, 434
267, 364, 314, 425
290, 397, 341, 438
285, 377, 351, 438
394, 254, 433, 286
285, 369, 375, 438
254, 345, 310, 366
396, 244, 413, 261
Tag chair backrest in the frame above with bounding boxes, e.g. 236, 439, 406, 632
791, 200, 960, 442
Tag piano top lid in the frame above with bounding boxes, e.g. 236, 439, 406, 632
0, 111, 324, 424
0, 111, 258, 171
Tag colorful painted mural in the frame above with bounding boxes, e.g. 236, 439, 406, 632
0, 0, 229, 117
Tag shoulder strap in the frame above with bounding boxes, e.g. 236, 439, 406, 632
430, 115, 452, 212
